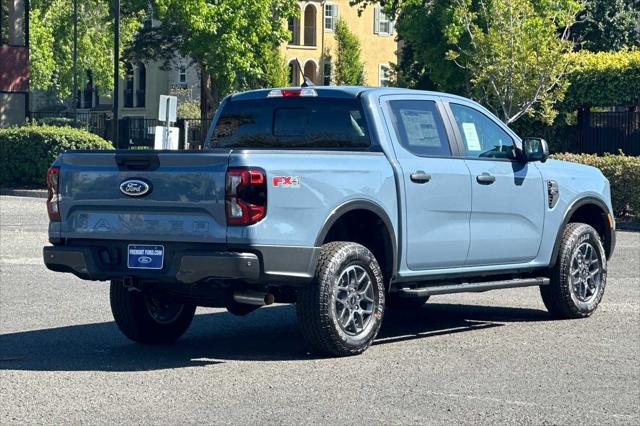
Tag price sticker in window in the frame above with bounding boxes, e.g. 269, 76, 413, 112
462, 122, 482, 151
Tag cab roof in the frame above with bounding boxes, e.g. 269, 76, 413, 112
228, 86, 471, 103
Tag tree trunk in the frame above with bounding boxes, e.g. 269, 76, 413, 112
199, 66, 220, 122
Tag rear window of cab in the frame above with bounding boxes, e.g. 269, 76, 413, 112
211, 98, 370, 149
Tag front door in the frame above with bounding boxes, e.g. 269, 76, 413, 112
382, 97, 471, 270
446, 102, 545, 265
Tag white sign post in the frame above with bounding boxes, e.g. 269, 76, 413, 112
154, 95, 179, 149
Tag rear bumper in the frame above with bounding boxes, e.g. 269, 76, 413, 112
43, 243, 318, 286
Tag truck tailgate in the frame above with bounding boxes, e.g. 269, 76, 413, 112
57, 151, 230, 243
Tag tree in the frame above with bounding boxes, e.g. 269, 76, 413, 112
334, 19, 365, 85
29, 0, 145, 100
444, 0, 581, 124
142, 0, 297, 119
572, 0, 640, 52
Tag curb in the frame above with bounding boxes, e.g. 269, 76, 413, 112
0, 188, 48, 199
617, 222, 640, 232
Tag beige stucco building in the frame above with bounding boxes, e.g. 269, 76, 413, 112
283, 1, 398, 86
30, 2, 397, 122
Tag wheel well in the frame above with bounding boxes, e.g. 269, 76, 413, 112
567, 203, 612, 257
322, 209, 394, 288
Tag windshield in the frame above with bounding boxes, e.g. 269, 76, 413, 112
210, 98, 370, 149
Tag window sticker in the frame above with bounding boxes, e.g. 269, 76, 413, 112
462, 122, 481, 151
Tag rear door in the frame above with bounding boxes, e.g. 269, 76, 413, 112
445, 101, 545, 265
381, 95, 472, 270
58, 151, 230, 243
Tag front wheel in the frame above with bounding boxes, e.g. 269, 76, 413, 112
110, 280, 196, 344
541, 223, 607, 319
296, 242, 385, 357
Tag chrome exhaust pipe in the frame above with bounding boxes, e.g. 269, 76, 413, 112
233, 290, 275, 306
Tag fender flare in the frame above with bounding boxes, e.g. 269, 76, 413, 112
315, 199, 398, 279
549, 196, 615, 267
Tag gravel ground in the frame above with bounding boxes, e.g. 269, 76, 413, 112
1, 195, 639, 425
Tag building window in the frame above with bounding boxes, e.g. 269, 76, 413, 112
324, 3, 338, 31
124, 62, 134, 108
137, 64, 146, 107
288, 16, 300, 45
179, 65, 187, 84
323, 61, 332, 86
303, 60, 317, 84
374, 6, 393, 36
303, 4, 317, 46
288, 61, 300, 86
379, 64, 391, 87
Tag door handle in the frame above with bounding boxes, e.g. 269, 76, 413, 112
476, 172, 496, 185
410, 171, 431, 184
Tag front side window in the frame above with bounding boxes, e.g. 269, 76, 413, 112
212, 98, 370, 149
388, 100, 451, 157
449, 103, 516, 159
324, 3, 338, 31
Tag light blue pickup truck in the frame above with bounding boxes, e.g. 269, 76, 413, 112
43, 87, 616, 356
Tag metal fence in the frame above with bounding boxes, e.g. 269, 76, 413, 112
30, 112, 210, 150
577, 110, 640, 155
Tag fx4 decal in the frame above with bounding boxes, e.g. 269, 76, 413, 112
272, 176, 301, 188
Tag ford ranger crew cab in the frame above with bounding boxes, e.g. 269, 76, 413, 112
43, 87, 616, 356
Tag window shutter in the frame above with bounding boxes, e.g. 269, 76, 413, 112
374, 6, 380, 34
333, 4, 339, 30
389, 18, 395, 35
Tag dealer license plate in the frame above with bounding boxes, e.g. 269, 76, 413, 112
127, 244, 164, 270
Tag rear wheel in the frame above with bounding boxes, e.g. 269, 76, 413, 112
297, 242, 385, 357
110, 280, 196, 344
541, 223, 607, 319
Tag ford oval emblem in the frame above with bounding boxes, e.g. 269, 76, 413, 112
138, 256, 153, 264
120, 179, 151, 197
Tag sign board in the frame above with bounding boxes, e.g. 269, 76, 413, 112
158, 95, 177, 123
154, 126, 179, 150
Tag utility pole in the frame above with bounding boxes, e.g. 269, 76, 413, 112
73, 0, 78, 120
112, 0, 120, 148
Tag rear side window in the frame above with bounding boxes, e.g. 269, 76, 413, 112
211, 98, 370, 149
388, 100, 451, 157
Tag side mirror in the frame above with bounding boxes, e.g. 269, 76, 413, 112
521, 137, 549, 163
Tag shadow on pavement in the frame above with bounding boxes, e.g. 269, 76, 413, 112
0, 303, 550, 372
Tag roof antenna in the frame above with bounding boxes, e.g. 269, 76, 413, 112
294, 58, 315, 87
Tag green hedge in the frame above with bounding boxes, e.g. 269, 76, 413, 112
564, 49, 640, 109
552, 153, 640, 218
0, 125, 113, 187
33, 117, 88, 129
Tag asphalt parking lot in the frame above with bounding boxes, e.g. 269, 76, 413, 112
1, 195, 639, 424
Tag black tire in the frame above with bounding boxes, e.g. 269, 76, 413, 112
541, 223, 607, 319
387, 294, 430, 309
296, 242, 385, 357
110, 280, 196, 344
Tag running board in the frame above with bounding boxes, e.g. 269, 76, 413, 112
395, 277, 550, 298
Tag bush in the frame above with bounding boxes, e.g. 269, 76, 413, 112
552, 152, 640, 217
0, 125, 113, 187
33, 117, 88, 129
564, 49, 640, 109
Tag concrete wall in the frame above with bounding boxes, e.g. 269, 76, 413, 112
0, 92, 27, 126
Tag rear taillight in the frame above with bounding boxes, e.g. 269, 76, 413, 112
46, 166, 61, 221
225, 167, 267, 225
